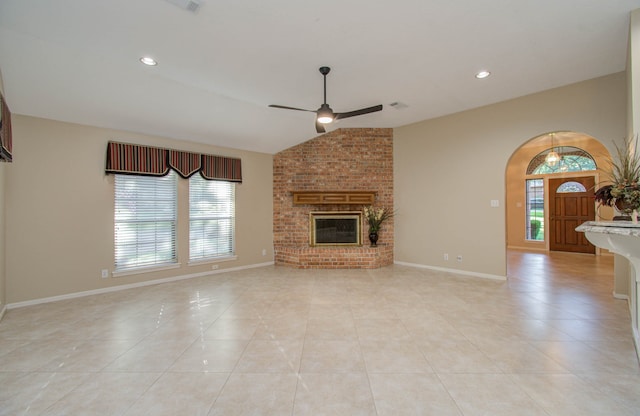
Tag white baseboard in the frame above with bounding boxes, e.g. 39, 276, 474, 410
613, 291, 630, 301
6, 261, 275, 310
633, 325, 640, 364
394, 261, 506, 281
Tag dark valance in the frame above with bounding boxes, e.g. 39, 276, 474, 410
105, 141, 242, 182
0, 93, 13, 162
169, 149, 201, 178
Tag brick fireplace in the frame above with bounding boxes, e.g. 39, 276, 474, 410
273, 128, 393, 268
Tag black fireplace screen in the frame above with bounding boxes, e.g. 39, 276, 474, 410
310, 212, 361, 246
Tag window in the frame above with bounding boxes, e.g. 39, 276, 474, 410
189, 175, 235, 261
527, 146, 596, 175
557, 181, 587, 193
526, 179, 544, 241
114, 172, 177, 271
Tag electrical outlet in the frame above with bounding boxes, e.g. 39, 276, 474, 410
443, 253, 449, 261
211, 264, 219, 270
262, 249, 267, 256
457, 255, 463, 262
101, 269, 109, 278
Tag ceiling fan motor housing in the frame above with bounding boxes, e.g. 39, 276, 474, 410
317, 103, 334, 124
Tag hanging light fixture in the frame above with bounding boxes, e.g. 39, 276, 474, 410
545, 133, 561, 167
316, 104, 334, 124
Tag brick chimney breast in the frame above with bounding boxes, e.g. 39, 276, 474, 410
273, 128, 393, 268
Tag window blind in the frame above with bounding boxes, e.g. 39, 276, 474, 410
114, 171, 177, 270
189, 175, 235, 261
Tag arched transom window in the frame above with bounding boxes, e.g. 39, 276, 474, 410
527, 146, 597, 175
556, 181, 587, 193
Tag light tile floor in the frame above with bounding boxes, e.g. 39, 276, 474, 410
1, 250, 639, 415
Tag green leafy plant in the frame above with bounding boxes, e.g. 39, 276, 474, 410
530, 219, 541, 239
594, 137, 640, 213
363, 205, 393, 233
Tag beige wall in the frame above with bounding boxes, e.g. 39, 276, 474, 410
6, 115, 273, 304
394, 72, 627, 278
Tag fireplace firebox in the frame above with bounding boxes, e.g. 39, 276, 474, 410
309, 211, 362, 246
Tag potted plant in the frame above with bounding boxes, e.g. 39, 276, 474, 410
363, 205, 393, 246
594, 136, 640, 222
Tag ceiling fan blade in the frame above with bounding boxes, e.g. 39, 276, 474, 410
334, 104, 383, 120
315, 120, 326, 134
269, 104, 315, 112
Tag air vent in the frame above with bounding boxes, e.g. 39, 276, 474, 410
164, 0, 201, 13
389, 101, 408, 110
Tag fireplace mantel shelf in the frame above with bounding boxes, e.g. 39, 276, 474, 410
292, 191, 376, 205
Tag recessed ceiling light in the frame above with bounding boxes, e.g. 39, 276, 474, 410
140, 56, 158, 66
475, 70, 491, 79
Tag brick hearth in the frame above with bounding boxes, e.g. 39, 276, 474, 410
273, 128, 393, 269
275, 245, 393, 269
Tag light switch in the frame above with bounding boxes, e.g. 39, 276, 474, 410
490, 200, 499, 208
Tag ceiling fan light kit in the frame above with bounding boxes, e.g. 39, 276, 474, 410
269, 66, 383, 133
316, 104, 334, 124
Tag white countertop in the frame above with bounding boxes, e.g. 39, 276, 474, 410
576, 221, 640, 237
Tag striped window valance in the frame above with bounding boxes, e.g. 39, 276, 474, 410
105, 141, 242, 182
0, 93, 13, 162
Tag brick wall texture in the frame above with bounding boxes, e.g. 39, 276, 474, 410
273, 128, 394, 268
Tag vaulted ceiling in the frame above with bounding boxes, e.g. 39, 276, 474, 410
0, 1, 637, 154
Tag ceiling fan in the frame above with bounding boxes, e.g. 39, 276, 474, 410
269, 66, 383, 134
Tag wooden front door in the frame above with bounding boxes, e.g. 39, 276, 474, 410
549, 177, 595, 253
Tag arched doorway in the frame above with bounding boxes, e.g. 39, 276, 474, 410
505, 131, 612, 253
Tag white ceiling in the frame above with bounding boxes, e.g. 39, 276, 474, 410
0, 1, 638, 154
